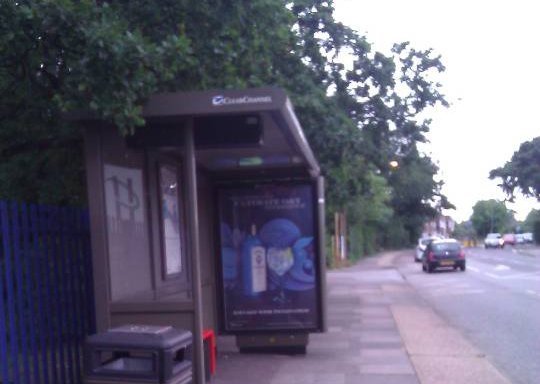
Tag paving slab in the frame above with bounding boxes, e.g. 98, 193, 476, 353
211, 251, 511, 384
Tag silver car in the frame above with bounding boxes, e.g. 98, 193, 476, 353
415, 236, 442, 262
484, 233, 503, 248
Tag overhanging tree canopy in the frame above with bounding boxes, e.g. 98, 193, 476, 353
0, 0, 450, 248
490, 137, 540, 202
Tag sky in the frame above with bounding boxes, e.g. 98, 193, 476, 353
333, 0, 540, 222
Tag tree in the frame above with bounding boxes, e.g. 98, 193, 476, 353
390, 151, 455, 243
522, 209, 540, 244
490, 137, 540, 202
523, 209, 540, 232
326, 37, 450, 246
1, 0, 449, 250
119, 0, 451, 247
345, 168, 393, 256
0, 1, 193, 204
470, 200, 514, 237
453, 221, 476, 240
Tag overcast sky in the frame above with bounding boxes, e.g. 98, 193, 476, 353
333, 0, 540, 222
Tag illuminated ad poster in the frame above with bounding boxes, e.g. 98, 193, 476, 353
218, 183, 320, 332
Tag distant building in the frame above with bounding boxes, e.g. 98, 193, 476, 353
423, 215, 456, 238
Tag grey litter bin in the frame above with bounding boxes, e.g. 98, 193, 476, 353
84, 325, 192, 384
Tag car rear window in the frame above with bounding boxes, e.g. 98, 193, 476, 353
432, 243, 460, 252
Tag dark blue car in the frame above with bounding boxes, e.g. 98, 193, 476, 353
422, 238, 466, 273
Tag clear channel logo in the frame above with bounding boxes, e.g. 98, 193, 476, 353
212, 95, 272, 106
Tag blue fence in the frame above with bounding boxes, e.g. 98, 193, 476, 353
0, 202, 95, 384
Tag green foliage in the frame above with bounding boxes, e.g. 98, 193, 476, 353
523, 209, 540, 233
471, 200, 514, 237
0, 0, 193, 204
387, 153, 442, 244
1, 1, 193, 133
523, 209, 540, 244
452, 221, 476, 240
346, 170, 393, 257
382, 217, 411, 248
0, 0, 450, 250
490, 137, 540, 202
114, 0, 294, 91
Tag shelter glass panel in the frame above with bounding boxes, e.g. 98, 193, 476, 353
104, 163, 152, 301
101, 125, 153, 302
159, 163, 183, 277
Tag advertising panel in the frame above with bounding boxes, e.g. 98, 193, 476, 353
218, 183, 320, 332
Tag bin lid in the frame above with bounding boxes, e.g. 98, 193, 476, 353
87, 325, 192, 349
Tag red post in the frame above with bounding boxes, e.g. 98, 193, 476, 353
203, 329, 216, 375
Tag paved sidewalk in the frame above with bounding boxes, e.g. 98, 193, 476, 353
211, 251, 510, 384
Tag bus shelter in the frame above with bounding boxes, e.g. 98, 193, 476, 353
78, 87, 327, 383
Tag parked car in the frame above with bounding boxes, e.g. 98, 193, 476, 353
515, 233, 525, 244
422, 238, 466, 273
523, 232, 534, 243
502, 233, 516, 247
484, 233, 503, 248
415, 236, 442, 262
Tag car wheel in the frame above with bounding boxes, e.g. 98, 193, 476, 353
460, 265, 466, 271
427, 265, 434, 273
422, 263, 426, 271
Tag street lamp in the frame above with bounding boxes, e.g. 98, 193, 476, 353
389, 160, 399, 169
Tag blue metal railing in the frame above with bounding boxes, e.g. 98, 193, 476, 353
0, 202, 95, 384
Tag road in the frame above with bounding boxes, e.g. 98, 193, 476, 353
396, 246, 540, 384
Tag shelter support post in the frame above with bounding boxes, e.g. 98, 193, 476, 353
317, 176, 327, 332
184, 120, 205, 384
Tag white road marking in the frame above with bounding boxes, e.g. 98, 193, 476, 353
504, 272, 538, 279
519, 275, 540, 281
525, 290, 540, 298
416, 280, 460, 287
484, 272, 500, 279
467, 266, 479, 272
429, 289, 485, 296
502, 259, 539, 267
475, 271, 540, 281
470, 256, 537, 269
494, 264, 510, 271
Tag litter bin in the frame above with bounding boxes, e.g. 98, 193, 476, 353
84, 324, 192, 384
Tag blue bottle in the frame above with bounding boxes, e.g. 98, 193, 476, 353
242, 225, 267, 296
